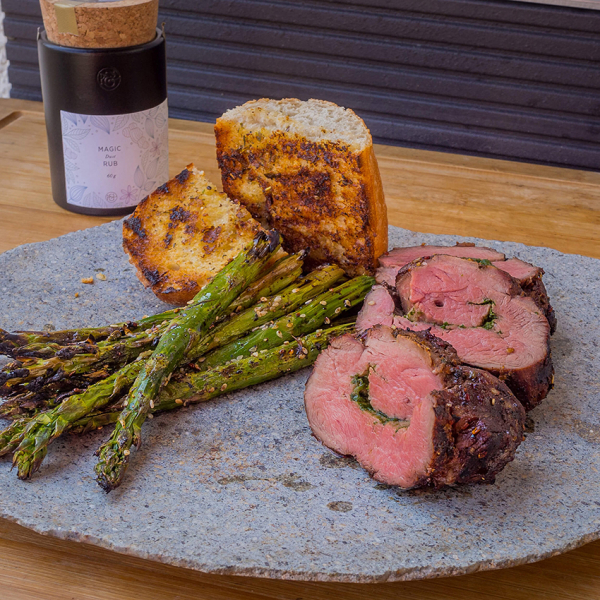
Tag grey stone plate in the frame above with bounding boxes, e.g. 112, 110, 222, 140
0, 221, 599, 583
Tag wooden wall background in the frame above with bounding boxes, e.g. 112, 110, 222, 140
2, 0, 600, 170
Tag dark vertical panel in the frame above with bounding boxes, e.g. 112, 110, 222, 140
3, 0, 600, 170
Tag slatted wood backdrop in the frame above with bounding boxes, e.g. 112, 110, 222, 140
2, 0, 600, 170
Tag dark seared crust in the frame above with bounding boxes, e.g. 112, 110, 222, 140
391, 327, 460, 368
215, 102, 388, 277
394, 257, 553, 411
518, 269, 557, 335
348, 327, 522, 489
430, 367, 525, 486
491, 346, 554, 412
304, 326, 525, 489
388, 329, 524, 488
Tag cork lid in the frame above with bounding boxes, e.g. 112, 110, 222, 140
40, 0, 159, 49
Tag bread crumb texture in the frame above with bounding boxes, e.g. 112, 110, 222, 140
123, 164, 262, 305
215, 98, 387, 276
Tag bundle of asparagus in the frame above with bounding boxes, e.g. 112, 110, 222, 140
0, 231, 375, 492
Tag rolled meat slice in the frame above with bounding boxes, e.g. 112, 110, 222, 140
358, 255, 553, 410
305, 326, 525, 489
492, 258, 556, 333
376, 245, 555, 332
376, 244, 505, 286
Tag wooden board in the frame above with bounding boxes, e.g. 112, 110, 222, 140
1, 98, 600, 599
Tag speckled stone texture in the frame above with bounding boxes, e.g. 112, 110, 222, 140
0, 221, 599, 583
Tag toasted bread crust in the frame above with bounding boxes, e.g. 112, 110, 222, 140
123, 165, 262, 305
215, 99, 387, 276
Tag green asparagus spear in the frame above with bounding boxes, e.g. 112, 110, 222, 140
0, 257, 311, 422
199, 276, 374, 370
0, 327, 158, 395
95, 230, 281, 491
12, 324, 354, 477
0, 417, 30, 456
233, 251, 305, 311
191, 264, 345, 357
2, 267, 343, 474
10, 359, 145, 476
0, 252, 306, 402
0, 252, 305, 361
0, 326, 128, 357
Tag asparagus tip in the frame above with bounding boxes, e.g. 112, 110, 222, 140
95, 439, 132, 493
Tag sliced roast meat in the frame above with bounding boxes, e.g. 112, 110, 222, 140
492, 258, 556, 333
305, 326, 525, 489
358, 255, 553, 410
376, 245, 556, 334
376, 244, 505, 286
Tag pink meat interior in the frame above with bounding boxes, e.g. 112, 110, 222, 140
360, 253, 550, 374
305, 328, 443, 488
397, 258, 499, 328
492, 257, 541, 283
379, 245, 505, 269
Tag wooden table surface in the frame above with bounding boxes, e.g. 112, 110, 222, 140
1, 98, 599, 600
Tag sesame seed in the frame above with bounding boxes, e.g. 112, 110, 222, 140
237, 355, 244, 360
252, 352, 259, 357
368, 301, 375, 306
302, 348, 309, 355
344, 300, 351, 307
96, 273, 107, 281
324, 317, 331, 324
276, 330, 283, 338
292, 288, 300, 293
491, 398, 496, 405
260, 297, 268, 302
221, 384, 228, 391
335, 307, 341, 314
320, 300, 327, 306
491, 388, 500, 395
283, 340, 289, 345
150, 400, 154, 409
123, 449, 130, 456
175, 398, 183, 405
209, 387, 215, 393
148, 413, 154, 419
300, 314, 306, 318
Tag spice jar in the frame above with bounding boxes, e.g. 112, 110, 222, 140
37, 0, 168, 216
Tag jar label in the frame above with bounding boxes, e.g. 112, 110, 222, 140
60, 99, 169, 209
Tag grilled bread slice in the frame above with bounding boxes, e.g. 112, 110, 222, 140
123, 164, 263, 305
215, 98, 388, 276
